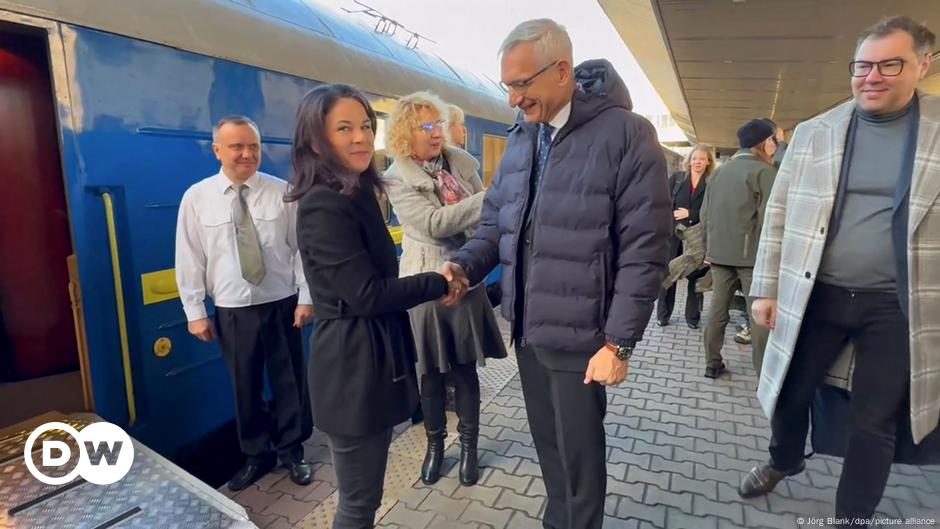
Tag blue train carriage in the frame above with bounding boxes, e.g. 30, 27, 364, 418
0, 0, 515, 468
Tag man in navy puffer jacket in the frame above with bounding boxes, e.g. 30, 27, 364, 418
444, 18, 672, 529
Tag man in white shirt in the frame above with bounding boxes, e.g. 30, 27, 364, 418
175, 115, 314, 491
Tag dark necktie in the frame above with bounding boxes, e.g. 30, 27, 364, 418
534, 123, 555, 189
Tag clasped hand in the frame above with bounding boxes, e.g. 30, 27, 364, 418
439, 262, 470, 306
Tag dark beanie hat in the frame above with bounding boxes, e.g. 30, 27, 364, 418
737, 119, 775, 149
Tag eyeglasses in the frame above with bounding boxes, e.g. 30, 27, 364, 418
417, 120, 447, 134
849, 59, 905, 77
499, 61, 559, 94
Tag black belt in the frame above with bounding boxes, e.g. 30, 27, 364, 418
313, 298, 410, 383
313, 299, 350, 320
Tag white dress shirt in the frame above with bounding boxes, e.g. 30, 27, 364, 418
175, 170, 311, 321
548, 101, 571, 141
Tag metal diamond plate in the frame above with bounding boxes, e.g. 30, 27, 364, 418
0, 414, 255, 529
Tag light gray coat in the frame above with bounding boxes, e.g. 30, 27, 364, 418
752, 93, 940, 443
381, 147, 485, 277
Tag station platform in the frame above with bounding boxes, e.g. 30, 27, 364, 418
223, 285, 940, 529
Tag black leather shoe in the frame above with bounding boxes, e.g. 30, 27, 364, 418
687, 320, 700, 329
704, 363, 726, 379
738, 460, 805, 498
656, 318, 669, 327
287, 460, 313, 486
421, 431, 445, 485
227, 458, 276, 491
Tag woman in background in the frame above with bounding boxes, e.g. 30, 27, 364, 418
656, 144, 715, 329
381, 91, 507, 487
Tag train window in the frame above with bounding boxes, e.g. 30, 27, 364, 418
482, 134, 508, 188
374, 116, 386, 151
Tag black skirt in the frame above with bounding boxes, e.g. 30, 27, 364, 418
408, 285, 508, 376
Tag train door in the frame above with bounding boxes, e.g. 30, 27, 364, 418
0, 22, 90, 427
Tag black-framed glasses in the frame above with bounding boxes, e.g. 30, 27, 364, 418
499, 60, 559, 94
849, 59, 905, 77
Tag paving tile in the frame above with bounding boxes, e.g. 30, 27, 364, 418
451, 483, 503, 507
643, 485, 693, 512
420, 490, 472, 520
514, 458, 543, 478
743, 506, 797, 529
607, 478, 646, 502
247, 511, 282, 529
261, 492, 320, 525
615, 497, 667, 527
265, 516, 295, 529
608, 462, 630, 481
625, 466, 670, 490
609, 447, 652, 469
459, 500, 513, 529
381, 503, 435, 529
648, 455, 694, 479
495, 488, 545, 519
397, 486, 432, 510
504, 442, 539, 461
602, 515, 642, 529
234, 486, 284, 514
508, 510, 544, 529
483, 468, 531, 494
426, 515, 483, 529
605, 494, 619, 516
693, 495, 745, 525
670, 473, 719, 501
478, 452, 521, 474
667, 507, 718, 529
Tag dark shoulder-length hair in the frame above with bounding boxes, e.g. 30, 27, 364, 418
284, 83, 379, 202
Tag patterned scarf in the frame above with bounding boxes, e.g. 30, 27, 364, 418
411, 155, 469, 205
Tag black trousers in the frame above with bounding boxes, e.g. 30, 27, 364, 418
420, 362, 480, 435
657, 240, 706, 325
216, 295, 312, 464
328, 428, 393, 529
768, 282, 909, 520
517, 344, 607, 529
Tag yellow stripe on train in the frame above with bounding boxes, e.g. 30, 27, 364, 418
140, 225, 405, 305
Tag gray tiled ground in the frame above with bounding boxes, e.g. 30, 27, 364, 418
374, 282, 940, 529
228, 280, 940, 528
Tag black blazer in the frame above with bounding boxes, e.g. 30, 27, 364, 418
669, 170, 707, 226
297, 181, 447, 436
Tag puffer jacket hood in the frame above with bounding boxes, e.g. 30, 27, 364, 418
512, 58, 634, 130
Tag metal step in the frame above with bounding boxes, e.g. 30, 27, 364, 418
0, 413, 256, 529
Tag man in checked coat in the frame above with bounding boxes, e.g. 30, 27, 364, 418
737, 16, 939, 526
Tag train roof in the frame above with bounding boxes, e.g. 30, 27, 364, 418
0, 0, 516, 125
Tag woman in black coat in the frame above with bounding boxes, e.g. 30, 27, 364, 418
656, 144, 714, 328
285, 84, 462, 529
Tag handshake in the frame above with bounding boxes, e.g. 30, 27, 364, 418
439, 262, 470, 307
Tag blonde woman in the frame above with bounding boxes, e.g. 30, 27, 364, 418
656, 144, 715, 328
381, 92, 507, 486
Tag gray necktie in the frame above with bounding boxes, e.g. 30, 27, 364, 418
232, 185, 266, 285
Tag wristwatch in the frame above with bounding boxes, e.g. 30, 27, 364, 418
605, 341, 634, 361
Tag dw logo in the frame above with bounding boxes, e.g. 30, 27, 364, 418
23, 422, 135, 485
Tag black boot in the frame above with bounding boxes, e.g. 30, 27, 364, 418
421, 429, 445, 485
419, 377, 447, 485
457, 424, 479, 485
453, 367, 481, 486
